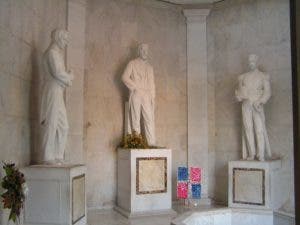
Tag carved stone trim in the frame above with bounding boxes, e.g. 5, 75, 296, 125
183, 9, 211, 23
136, 157, 167, 195
72, 174, 85, 224
232, 167, 265, 206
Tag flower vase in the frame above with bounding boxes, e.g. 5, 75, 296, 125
3, 209, 24, 225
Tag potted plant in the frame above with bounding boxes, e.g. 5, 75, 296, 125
1, 162, 27, 225
120, 131, 149, 149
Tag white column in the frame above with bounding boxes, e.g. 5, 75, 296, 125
184, 8, 211, 203
65, 0, 86, 164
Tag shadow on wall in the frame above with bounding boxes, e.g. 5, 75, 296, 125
29, 45, 43, 165
113, 43, 145, 206
112, 43, 138, 144
114, 43, 140, 102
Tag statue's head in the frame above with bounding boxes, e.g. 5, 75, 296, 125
248, 54, 258, 71
138, 43, 149, 60
51, 29, 69, 49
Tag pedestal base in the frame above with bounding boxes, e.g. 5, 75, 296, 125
117, 148, 173, 218
188, 197, 212, 206
22, 164, 86, 225
228, 160, 281, 210
114, 205, 176, 218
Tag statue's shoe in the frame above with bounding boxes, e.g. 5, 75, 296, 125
246, 156, 255, 160
43, 160, 57, 165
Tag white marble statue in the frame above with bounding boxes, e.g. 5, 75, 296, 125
40, 29, 74, 164
122, 43, 156, 146
235, 54, 272, 161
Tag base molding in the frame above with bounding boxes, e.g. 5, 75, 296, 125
172, 207, 274, 225
114, 205, 177, 218
193, 197, 213, 206
273, 210, 295, 225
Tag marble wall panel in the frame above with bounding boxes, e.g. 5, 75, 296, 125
65, 0, 87, 165
0, 0, 67, 223
84, 0, 186, 209
208, 0, 294, 211
234, 169, 264, 205
0, 0, 67, 163
72, 175, 86, 223
137, 158, 166, 194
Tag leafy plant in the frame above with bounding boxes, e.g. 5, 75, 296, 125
1, 162, 26, 223
121, 131, 149, 149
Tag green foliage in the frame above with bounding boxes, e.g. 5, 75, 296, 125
1, 162, 26, 223
121, 131, 149, 149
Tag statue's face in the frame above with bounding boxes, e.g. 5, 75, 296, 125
57, 32, 69, 49
248, 54, 258, 71
139, 44, 149, 60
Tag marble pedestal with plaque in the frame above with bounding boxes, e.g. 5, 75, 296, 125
22, 165, 86, 225
115, 148, 175, 218
228, 160, 281, 210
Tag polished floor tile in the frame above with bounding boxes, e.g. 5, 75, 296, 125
87, 204, 221, 225
88, 209, 175, 225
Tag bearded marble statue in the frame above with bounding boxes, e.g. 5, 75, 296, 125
40, 29, 74, 164
235, 54, 272, 161
122, 43, 156, 146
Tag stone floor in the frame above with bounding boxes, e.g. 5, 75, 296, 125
87, 204, 220, 225
87, 207, 295, 225
88, 209, 175, 225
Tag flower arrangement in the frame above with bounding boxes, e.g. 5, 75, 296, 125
121, 131, 149, 149
1, 162, 27, 223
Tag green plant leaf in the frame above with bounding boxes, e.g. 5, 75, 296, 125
1, 162, 26, 223
9, 210, 17, 222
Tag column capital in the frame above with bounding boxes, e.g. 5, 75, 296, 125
183, 9, 211, 23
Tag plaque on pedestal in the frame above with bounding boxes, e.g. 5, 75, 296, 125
228, 160, 281, 210
115, 148, 175, 218
22, 165, 86, 225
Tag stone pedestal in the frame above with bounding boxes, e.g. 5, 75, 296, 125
115, 148, 175, 218
228, 160, 281, 210
22, 165, 86, 225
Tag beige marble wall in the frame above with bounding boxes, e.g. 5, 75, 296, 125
207, 13, 216, 199
85, 0, 187, 209
0, 0, 67, 222
207, 0, 294, 210
65, 0, 87, 164
184, 9, 212, 202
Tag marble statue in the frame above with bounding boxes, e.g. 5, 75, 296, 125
40, 29, 74, 164
235, 54, 272, 161
122, 43, 156, 146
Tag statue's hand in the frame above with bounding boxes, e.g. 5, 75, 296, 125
254, 101, 262, 112
151, 97, 155, 110
67, 72, 73, 86
68, 71, 74, 81
235, 90, 242, 101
